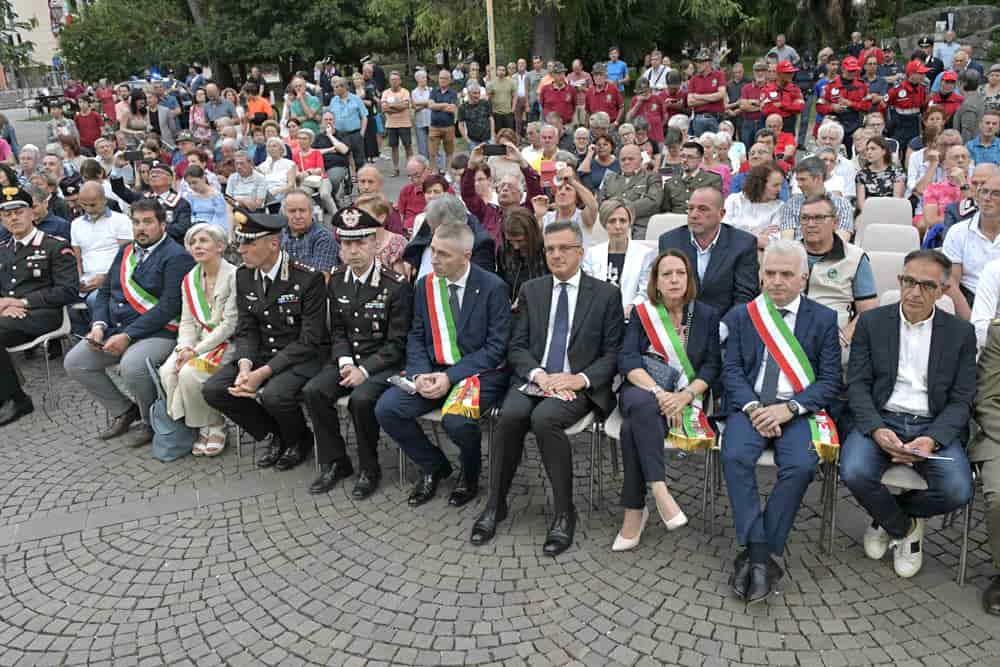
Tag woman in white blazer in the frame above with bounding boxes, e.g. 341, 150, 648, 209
582, 199, 655, 318
159, 223, 239, 456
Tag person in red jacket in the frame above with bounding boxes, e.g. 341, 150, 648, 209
585, 63, 624, 127
815, 56, 871, 156
886, 60, 930, 148
928, 71, 965, 128
73, 97, 104, 155
539, 62, 575, 126
759, 61, 804, 134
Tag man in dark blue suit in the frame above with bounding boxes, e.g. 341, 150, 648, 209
375, 212, 511, 508
658, 187, 759, 316
721, 240, 841, 603
402, 192, 496, 280
64, 199, 194, 447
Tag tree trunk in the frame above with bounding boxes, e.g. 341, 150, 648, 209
532, 6, 557, 62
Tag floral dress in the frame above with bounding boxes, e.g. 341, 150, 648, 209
856, 165, 904, 199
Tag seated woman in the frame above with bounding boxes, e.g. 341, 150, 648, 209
292, 128, 325, 184
532, 158, 599, 246
723, 162, 785, 249
613, 250, 721, 551
498, 207, 548, 305
159, 223, 238, 456
258, 137, 297, 213
582, 199, 655, 318
698, 132, 732, 195
354, 192, 408, 275
577, 134, 619, 193
855, 135, 905, 210
183, 165, 230, 231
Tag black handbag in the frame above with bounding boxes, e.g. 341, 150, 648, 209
642, 353, 680, 392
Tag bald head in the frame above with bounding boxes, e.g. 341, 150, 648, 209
618, 144, 641, 175
356, 165, 383, 195
80, 181, 106, 200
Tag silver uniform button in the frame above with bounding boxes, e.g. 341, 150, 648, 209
268, 337, 274, 342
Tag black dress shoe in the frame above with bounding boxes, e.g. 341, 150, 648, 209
408, 461, 454, 506
0, 396, 33, 426
543, 511, 576, 557
352, 470, 381, 499
746, 559, 784, 604
275, 430, 313, 471
99, 403, 139, 440
309, 460, 354, 494
470, 502, 508, 546
730, 550, 751, 599
256, 433, 285, 468
448, 478, 479, 507
983, 575, 1000, 616
46, 340, 63, 360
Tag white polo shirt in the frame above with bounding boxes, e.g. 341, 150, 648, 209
942, 212, 1000, 293
70, 209, 133, 279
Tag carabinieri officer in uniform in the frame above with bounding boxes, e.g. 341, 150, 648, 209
302, 206, 413, 498
202, 209, 328, 470
0, 186, 78, 425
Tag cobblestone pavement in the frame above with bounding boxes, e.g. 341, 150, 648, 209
1, 352, 998, 667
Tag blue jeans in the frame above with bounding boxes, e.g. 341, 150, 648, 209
840, 412, 973, 539
415, 125, 429, 159
691, 114, 720, 137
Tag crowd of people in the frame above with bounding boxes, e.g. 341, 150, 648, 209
1, 30, 1000, 613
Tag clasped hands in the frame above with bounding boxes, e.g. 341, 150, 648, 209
872, 428, 935, 465
413, 372, 451, 399
748, 403, 796, 438
85, 326, 131, 356
228, 362, 272, 398
535, 371, 586, 401
0, 297, 26, 319
655, 389, 693, 428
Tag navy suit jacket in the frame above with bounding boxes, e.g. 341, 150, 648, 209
721, 295, 842, 416
403, 214, 496, 278
406, 263, 511, 395
93, 236, 194, 341
619, 300, 722, 391
659, 223, 759, 317
847, 305, 977, 446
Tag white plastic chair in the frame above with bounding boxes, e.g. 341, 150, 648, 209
854, 197, 913, 242
6, 307, 71, 404
879, 289, 955, 314
859, 223, 920, 253
866, 251, 907, 297
645, 213, 688, 241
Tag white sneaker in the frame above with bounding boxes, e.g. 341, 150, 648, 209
612, 507, 649, 552
892, 518, 924, 578
863, 523, 890, 560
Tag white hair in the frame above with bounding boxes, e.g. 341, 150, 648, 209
762, 239, 809, 275
184, 222, 228, 249
667, 115, 689, 132
818, 120, 845, 143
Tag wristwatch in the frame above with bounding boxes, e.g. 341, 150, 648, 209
742, 401, 761, 416
787, 400, 805, 416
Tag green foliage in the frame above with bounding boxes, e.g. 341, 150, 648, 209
59, 0, 204, 81
1, 0, 39, 69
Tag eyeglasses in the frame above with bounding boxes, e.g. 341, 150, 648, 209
898, 275, 941, 292
979, 188, 1000, 200
800, 214, 834, 224
544, 244, 582, 255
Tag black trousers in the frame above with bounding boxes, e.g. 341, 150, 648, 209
0, 309, 62, 403
202, 359, 321, 448
302, 365, 394, 471
488, 386, 592, 515
493, 113, 515, 131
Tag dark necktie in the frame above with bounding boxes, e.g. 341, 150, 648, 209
15, 242, 24, 253
545, 283, 569, 374
448, 284, 461, 318
261, 274, 271, 295
134, 245, 147, 265
759, 308, 790, 405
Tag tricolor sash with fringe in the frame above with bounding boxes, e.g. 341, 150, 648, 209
746, 294, 840, 462
121, 244, 179, 332
180, 265, 228, 373
426, 276, 480, 419
635, 302, 715, 451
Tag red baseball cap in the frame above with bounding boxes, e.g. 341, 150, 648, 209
776, 60, 798, 74
905, 60, 929, 76
941, 70, 958, 82
841, 56, 862, 72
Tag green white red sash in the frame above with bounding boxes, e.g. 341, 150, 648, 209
181, 264, 227, 373
425, 276, 481, 418
746, 294, 840, 462
121, 243, 179, 332
634, 302, 715, 450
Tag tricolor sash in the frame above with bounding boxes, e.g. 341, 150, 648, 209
425, 276, 480, 419
746, 294, 840, 462
634, 302, 715, 451
121, 244, 179, 332
180, 265, 227, 373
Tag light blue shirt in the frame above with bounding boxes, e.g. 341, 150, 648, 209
933, 41, 961, 70
606, 60, 628, 91
327, 93, 367, 133
967, 137, 1000, 167
187, 192, 229, 232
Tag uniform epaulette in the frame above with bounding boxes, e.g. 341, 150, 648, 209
291, 260, 317, 272
381, 266, 405, 282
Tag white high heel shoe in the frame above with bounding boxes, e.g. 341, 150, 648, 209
612, 507, 649, 552
663, 508, 688, 531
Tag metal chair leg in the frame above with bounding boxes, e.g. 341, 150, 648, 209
701, 450, 710, 529
958, 488, 974, 586
588, 425, 596, 516
42, 348, 53, 408
313, 433, 320, 473
398, 448, 406, 489
609, 435, 620, 476
598, 423, 605, 506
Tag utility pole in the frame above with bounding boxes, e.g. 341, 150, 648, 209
485, 0, 496, 77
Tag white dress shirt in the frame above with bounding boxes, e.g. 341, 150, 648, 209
884, 306, 934, 417
530, 271, 590, 387
690, 226, 721, 282
942, 212, 1000, 293
752, 295, 801, 401
971, 257, 1000, 349
445, 263, 470, 310
417, 245, 434, 280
